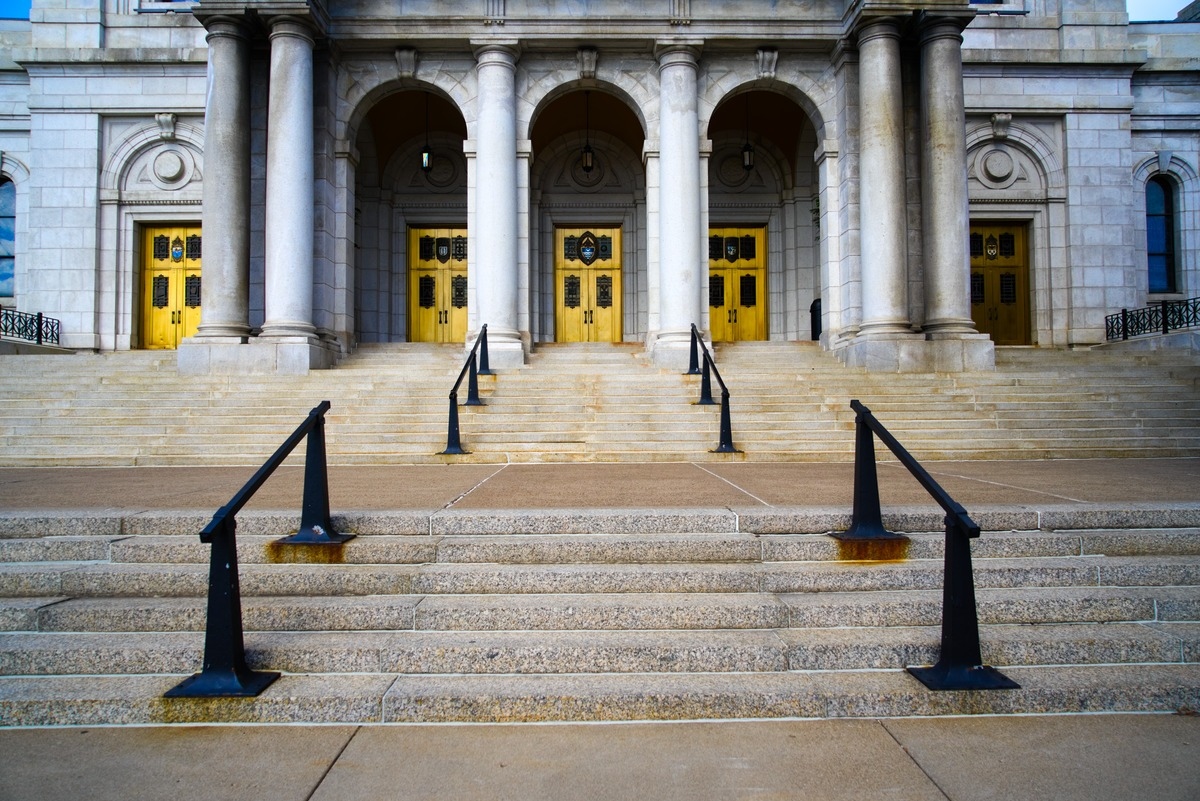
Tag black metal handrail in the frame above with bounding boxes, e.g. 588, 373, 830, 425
1106, 296, 1200, 341
164, 400, 351, 699
0, 309, 61, 346
840, 399, 1019, 692
686, 324, 739, 453
441, 324, 492, 455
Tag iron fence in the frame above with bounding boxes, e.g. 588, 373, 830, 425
1106, 297, 1200, 341
0, 309, 61, 346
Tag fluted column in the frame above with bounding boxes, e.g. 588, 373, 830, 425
472, 42, 524, 365
857, 17, 911, 336
654, 42, 703, 364
261, 17, 317, 340
920, 14, 976, 335
195, 16, 250, 340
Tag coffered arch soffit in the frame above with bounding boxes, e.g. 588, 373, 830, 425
698, 66, 833, 145
520, 69, 653, 144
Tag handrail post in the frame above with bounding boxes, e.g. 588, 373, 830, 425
697, 354, 716, 405
685, 324, 701, 375
465, 351, 484, 406
478, 324, 492, 375
442, 390, 467, 454
35, 312, 43, 345
164, 516, 280, 697
1121, 308, 1129, 340
277, 410, 353, 545
907, 514, 1020, 691
1163, 299, 1170, 335
835, 403, 902, 541
713, 389, 738, 453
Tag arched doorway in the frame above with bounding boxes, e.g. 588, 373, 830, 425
353, 89, 468, 343
707, 89, 820, 342
528, 88, 647, 343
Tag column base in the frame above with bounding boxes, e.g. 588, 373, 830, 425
647, 328, 697, 371
178, 336, 339, 375
475, 326, 526, 369
836, 332, 994, 372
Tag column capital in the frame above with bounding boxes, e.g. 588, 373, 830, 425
471, 40, 521, 66
202, 15, 250, 43
916, 11, 973, 45
855, 15, 902, 46
268, 15, 318, 45
654, 39, 703, 67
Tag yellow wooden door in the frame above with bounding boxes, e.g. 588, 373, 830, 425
708, 227, 766, 342
970, 223, 1030, 345
409, 228, 468, 343
142, 225, 202, 350
555, 227, 622, 343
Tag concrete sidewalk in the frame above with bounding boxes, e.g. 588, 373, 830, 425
2, 458, 1199, 514
1, 714, 1198, 801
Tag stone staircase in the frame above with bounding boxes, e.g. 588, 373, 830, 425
1, 511, 1198, 724
0, 341, 1198, 466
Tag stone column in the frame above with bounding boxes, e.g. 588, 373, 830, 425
856, 17, 911, 337
472, 42, 524, 367
194, 16, 250, 340
654, 42, 703, 367
919, 14, 975, 335
261, 17, 317, 340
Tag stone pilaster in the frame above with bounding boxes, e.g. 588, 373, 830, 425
471, 41, 525, 367
652, 41, 703, 368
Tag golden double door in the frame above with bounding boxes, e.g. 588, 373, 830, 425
409, 228, 468, 343
708, 227, 767, 341
969, 223, 1030, 345
142, 225, 202, 350
555, 227, 622, 342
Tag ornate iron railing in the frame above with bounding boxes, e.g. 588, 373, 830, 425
164, 401, 351, 699
0, 309, 61, 346
686, 324, 739, 453
441, 325, 492, 455
1106, 297, 1200, 341
840, 400, 1018, 692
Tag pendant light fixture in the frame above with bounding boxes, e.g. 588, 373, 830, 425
421, 92, 433, 173
581, 90, 595, 174
742, 94, 754, 172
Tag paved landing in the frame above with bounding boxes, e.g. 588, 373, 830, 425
2, 458, 1199, 513
1, 714, 1198, 801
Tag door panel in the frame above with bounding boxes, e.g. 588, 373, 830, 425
142, 225, 201, 350
555, 227, 622, 343
708, 227, 766, 342
970, 223, 1030, 345
409, 227, 468, 343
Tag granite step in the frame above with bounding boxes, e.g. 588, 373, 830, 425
3, 664, 1199, 726
2, 622, 1195, 677
7, 584, 1197, 635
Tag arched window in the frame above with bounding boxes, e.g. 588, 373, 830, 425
1146, 176, 1177, 294
0, 178, 14, 298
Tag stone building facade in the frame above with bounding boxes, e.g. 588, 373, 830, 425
0, 0, 1195, 371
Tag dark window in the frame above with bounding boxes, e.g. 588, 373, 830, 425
1146, 176, 1177, 293
0, 179, 13, 297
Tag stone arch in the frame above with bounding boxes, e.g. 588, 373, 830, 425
698, 70, 831, 145
337, 54, 477, 150
965, 120, 1066, 199
101, 117, 205, 195
522, 70, 652, 144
